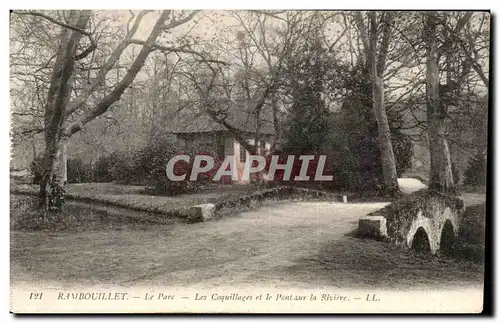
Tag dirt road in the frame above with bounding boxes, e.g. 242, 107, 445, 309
11, 201, 484, 291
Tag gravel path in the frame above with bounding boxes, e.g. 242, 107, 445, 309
11, 200, 484, 291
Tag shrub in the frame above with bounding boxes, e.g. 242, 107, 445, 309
102, 138, 224, 195
108, 151, 137, 184
50, 139, 228, 196
30, 156, 43, 184
463, 151, 487, 187
134, 141, 177, 183
67, 158, 92, 183
335, 92, 414, 193
106, 140, 178, 185
152, 150, 223, 196
48, 181, 65, 212
92, 155, 114, 182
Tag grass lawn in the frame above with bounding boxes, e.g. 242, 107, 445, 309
11, 182, 276, 215
10, 194, 183, 232
11, 182, 486, 236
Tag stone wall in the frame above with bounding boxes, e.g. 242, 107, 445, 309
181, 186, 336, 223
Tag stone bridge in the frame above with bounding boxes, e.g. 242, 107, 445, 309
358, 191, 465, 254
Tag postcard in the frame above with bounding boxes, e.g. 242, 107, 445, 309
9, 9, 488, 314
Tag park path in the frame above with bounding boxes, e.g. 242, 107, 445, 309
11, 198, 484, 291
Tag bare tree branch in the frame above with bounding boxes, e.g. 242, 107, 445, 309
14, 10, 90, 35
65, 11, 172, 136
129, 39, 228, 65
163, 10, 199, 29
376, 12, 394, 76
65, 10, 152, 117
14, 10, 97, 61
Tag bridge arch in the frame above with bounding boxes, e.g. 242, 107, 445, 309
411, 227, 431, 252
359, 192, 464, 255
406, 210, 438, 254
439, 219, 455, 255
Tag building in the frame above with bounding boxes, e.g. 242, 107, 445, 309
168, 101, 275, 184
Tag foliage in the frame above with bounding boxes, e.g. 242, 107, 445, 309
12, 11, 489, 203
106, 139, 208, 195
67, 158, 92, 183
335, 65, 414, 192
67, 157, 114, 183
279, 35, 413, 193
281, 33, 331, 154
463, 151, 487, 187
151, 150, 223, 196
134, 140, 177, 183
48, 182, 66, 212
93, 156, 114, 183
364, 190, 464, 245
108, 151, 137, 184
276, 26, 347, 190
30, 156, 43, 184
63, 139, 225, 196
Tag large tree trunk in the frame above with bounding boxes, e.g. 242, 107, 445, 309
372, 76, 399, 195
254, 107, 262, 183
427, 118, 455, 193
424, 13, 456, 195
366, 12, 399, 196
38, 10, 173, 210
55, 139, 68, 184
38, 11, 90, 210
29, 10, 197, 211
270, 91, 281, 149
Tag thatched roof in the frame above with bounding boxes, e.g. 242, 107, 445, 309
167, 99, 275, 135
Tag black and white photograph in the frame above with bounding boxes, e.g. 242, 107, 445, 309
8, 8, 490, 313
